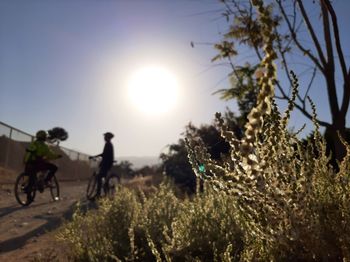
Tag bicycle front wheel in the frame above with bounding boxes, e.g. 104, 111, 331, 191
49, 175, 60, 201
14, 172, 36, 206
86, 172, 98, 200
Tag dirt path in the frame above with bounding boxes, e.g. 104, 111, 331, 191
0, 181, 88, 261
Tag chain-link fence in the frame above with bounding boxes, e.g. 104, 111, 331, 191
0, 121, 93, 181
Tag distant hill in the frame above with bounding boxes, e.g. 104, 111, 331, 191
116, 156, 161, 169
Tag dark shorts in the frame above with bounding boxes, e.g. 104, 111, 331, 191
25, 160, 58, 176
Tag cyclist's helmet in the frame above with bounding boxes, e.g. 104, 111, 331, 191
36, 130, 47, 140
104, 132, 114, 139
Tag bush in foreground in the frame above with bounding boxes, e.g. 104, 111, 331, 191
58, 183, 243, 261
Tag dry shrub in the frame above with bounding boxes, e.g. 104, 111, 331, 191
58, 182, 245, 261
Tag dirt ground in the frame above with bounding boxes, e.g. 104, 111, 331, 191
0, 180, 88, 261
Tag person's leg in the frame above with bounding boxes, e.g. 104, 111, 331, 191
103, 167, 112, 195
24, 163, 37, 193
96, 165, 108, 197
43, 163, 58, 184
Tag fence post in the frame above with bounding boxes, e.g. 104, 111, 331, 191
76, 153, 80, 180
5, 127, 13, 169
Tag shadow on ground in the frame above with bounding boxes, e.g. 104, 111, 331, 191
0, 202, 49, 219
0, 202, 77, 253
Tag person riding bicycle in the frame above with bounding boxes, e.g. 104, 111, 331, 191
89, 132, 115, 199
24, 130, 62, 193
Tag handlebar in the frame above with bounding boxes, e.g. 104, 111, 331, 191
88, 156, 116, 164
88, 156, 100, 161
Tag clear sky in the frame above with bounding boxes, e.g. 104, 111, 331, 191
1, 0, 349, 157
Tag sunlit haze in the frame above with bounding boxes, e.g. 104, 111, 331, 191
127, 66, 179, 115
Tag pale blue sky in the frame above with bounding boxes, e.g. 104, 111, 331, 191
0, 0, 349, 157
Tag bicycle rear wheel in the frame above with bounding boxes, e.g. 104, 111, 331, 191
86, 172, 98, 200
14, 172, 36, 206
49, 175, 60, 201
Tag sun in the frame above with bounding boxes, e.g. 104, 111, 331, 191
127, 66, 179, 115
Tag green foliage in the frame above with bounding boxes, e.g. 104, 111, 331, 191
160, 109, 243, 193
212, 41, 237, 62
213, 64, 259, 121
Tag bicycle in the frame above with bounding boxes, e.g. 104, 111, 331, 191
86, 157, 120, 200
14, 170, 60, 206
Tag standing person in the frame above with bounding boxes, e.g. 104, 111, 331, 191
89, 132, 114, 198
24, 130, 62, 193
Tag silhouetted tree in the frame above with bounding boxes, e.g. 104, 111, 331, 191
160, 108, 244, 192
111, 160, 135, 179
47, 127, 68, 145
137, 165, 163, 178
160, 139, 195, 192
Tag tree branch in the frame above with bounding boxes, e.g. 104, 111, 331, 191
322, 0, 348, 81
321, 1, 334, 71
275, 0, 325, 72
322, 0, 350, 116
274, 81, 330, 128
296, 0, 327, 66
319, 0, 340, 120
303, 67, 317, 102
275, 28, 306, 103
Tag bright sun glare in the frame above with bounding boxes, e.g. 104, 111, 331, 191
127, 66, 179, 115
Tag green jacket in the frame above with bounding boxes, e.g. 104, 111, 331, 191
24, 140, 60, 163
